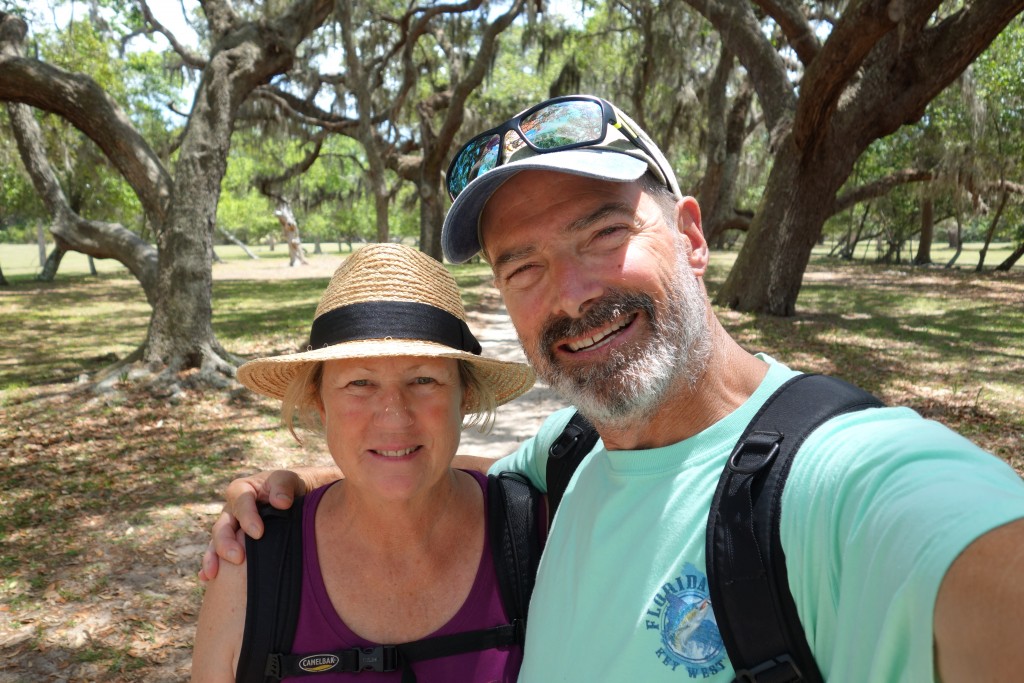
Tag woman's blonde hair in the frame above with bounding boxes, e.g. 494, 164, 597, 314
280, 359, 497, 443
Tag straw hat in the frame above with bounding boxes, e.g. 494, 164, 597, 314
236, 243, 535, 411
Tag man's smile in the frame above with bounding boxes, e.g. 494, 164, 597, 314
559, 312, 638, 354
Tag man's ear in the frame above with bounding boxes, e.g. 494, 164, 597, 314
676, 196, 709, 277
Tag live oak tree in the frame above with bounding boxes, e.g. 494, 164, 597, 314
683, 0, 1024, 315
251, 0, 530, 259
0, 1, 334, 385
23, 17, 162, 282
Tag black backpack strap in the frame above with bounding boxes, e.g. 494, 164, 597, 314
706, 374, 884, 683
488, 471, 546, 628
263, 623, 522, 681
546, 411, 600, 524
236, 499, 306, 683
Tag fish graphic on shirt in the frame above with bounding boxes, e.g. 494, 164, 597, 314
672, 598, 713, 654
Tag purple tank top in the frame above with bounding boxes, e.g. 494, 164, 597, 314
285, 469, 523, 682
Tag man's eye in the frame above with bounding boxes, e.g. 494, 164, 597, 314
595, 225, 625, 239
504, 263, 539, 284
506, 264, 532, 279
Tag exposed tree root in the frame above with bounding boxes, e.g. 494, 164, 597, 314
87, 342, 245, 400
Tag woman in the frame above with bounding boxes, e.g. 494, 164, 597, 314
192, 243, 539, 682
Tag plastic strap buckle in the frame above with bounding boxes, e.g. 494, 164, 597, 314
734, 654, 802, 683
356, 646, 399, 672
264, 653, 283, 679
727, 431, 783, 475
549, 425, 585, 459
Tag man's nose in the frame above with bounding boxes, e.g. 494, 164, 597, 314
372, 388, 414, 427
550, 259, 603, 318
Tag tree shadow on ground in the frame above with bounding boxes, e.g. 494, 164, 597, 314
0, 385, 271, 681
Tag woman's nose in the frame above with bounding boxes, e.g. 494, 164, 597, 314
372, 388, 414, 427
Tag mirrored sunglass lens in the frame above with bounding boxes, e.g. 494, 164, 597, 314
520, 100, 604, 149
449, 133, 501, 197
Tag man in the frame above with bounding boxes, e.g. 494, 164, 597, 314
205, 95, 1024, 681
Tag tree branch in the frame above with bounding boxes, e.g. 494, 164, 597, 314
753, 0, 820, 64
0, 12, 171, 227
197, 0, 238, 39
250, 86, 360, 132
266, 0, 336, 56
840, 0, 1024, 149
431, 0, 525, 168
254, 133, 326, 199
681, 0, 796, 136
137, 0, 206, 69
793, 0, 931, 154
982, 179, 1024, 197
834, 168, 934, 213
7, 101, 158, 303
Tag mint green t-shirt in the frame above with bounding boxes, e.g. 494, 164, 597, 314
491, 358, 1024, 682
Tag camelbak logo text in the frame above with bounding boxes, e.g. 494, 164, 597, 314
299, 654, 339, 672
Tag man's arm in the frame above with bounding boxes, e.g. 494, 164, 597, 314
934, 517, 1024, 682
198, 465, 341, 581
453, 454, 500, 474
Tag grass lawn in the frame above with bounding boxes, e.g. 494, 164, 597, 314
0, 243, 1022, 680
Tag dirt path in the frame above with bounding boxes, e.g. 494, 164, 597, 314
459, 306, 566, 460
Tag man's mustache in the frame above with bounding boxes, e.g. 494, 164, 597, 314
539, 290, 657, 358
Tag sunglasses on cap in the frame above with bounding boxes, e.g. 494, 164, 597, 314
445, 95, 669, 201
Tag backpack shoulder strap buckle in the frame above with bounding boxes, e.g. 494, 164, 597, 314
734, 654, 802, 682
356, 645, 399, 672
549, 419, 589, 459
264, 653, 283, 679
728, 431, 783, 475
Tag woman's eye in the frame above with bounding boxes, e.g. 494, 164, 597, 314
349, 379, 370, 387
414, 376, 436, 385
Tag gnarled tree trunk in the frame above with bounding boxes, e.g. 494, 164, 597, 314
1, 4, 333, 385
689, 0, 1024, 315
700, 47, 754, 247
914, 195, 934, 265
997, 242, 1024, 271
715, 133, 861, 315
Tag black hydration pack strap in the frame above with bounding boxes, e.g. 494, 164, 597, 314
488, 471, 546, 622
263, 621, 523, 681
546, 411, 600, 524
239, 473, 543, 683
706, 374, 884, 683
236, 499, 306, 683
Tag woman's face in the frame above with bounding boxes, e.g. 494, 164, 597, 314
318, 356, 466, 502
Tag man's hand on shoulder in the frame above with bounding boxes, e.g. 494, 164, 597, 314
198, 466, 341, 581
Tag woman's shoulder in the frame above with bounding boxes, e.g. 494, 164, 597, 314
459, 468, 488, 487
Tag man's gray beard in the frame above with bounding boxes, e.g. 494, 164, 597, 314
524, 252, 713, 430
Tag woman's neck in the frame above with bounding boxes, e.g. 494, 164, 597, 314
313, 468, 487, 643
320, 468, 474, 554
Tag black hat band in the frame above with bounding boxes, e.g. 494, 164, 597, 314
308, 301, 482, 355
